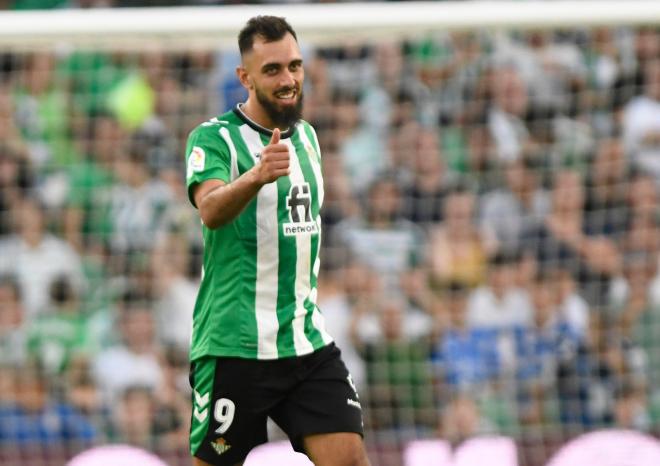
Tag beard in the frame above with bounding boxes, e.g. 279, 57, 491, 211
255, 86, 304, 129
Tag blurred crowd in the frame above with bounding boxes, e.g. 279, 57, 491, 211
0, 24, 659, 466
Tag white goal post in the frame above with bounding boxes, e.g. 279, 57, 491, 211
0, 1, 658, 50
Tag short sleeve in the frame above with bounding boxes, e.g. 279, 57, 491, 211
185, 125, 231, 208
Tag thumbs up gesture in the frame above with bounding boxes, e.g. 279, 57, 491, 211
255, 128, 290, 185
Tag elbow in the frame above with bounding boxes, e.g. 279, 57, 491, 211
199, 206, 223, 230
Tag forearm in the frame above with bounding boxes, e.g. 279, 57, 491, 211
199, 168, 264, 229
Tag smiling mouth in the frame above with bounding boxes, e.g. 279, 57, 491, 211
275, 88, 297, 100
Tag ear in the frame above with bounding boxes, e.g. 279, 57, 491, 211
236, 65, 253, 90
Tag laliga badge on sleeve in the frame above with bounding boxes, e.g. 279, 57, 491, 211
187, 146, 206, 179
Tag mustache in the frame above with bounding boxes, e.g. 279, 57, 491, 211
274, 86, 298, 94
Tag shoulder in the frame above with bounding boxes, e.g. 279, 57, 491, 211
187, 112, 240, 142
296, 119, 321, 143
297, 119, 316, 131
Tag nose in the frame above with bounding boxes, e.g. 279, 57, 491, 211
279, 69, 296, 89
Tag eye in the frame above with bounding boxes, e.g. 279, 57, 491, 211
263, 66, 278, 76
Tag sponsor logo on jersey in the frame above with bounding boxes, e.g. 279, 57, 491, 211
211, 437, 232, 455
283, 183, 319, 236
187, 146, 205, 179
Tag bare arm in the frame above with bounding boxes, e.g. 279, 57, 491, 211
193, 128, 289, 229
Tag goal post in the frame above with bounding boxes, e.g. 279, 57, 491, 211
0, 1, 658, 49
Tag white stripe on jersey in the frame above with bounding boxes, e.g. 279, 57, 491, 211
239, 125, 280, 359
285, 137, 315, 356
218, 127, 239, 182
298, 128, 332, 345
298, 127, 324, 208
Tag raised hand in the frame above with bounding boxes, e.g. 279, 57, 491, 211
255, 128, 290, 184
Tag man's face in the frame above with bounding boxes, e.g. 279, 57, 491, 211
240, 33, 304, 128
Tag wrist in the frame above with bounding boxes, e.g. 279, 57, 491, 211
247, 165, 267, 189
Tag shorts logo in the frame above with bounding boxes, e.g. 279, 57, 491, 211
193, 389, 210, 423
347, 398, 362, 410
187, 146, 205, 179
283, 183, 319, 236
211, 437, 232, 455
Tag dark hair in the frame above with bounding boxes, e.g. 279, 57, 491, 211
238, 16, 297, 56
49, 275, 76, 305
488, 249, 522, 268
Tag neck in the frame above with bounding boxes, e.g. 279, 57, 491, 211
241, 100, 278, 130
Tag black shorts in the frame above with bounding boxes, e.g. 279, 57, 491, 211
189, 343, 364, 465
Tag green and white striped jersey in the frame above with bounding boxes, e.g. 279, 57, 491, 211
185, 105, 333, 361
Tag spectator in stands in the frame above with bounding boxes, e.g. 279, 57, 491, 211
350, 293, 436, 434
108, 135, 173, 255
413, 31, 487, 127
0, 143, 34, 236
466, 251, 532, 330
92, 298, 163, 405
613, 382, 650, 431
494, 31, 585, 114
317, 149, 360, 244
0, 274, 27, 366
0, 362, 96, 447
13, 52, 75, 169
622, 170, 660, 259
623, 59, 660, 182
431, 280, 501, 394
63, 112, 120, 253
106, 385, 160, 449
479, 155, 550, 253
429, 180, 496, 288
0, 82, 29, 158
63, 356, 107, 434
613, 252, 660, 389
107, 381, 186, 452
151, 230, 198, 352
26, 275, 94, 376
157, 345, 192, 451
513, 267, 581, 428
584, 138, 631, 239
555, 263, 591, 341
522, 168, 621, 308
487, 65, 531, 162
0, 196, 85, 318
335, 174, 426, 296
316, 258, 378, 392
337, 90, 388, 194
401, 126, 451, 227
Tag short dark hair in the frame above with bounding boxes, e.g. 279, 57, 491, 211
238, 16, 297, 56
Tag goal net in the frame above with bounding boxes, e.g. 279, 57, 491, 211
0, 2, 658, 466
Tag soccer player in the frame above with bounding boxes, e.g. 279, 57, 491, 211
184, 16, 370, 466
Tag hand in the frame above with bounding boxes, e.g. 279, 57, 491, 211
254, 128, 290, 185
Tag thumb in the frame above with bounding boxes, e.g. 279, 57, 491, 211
269, 128, 281, 145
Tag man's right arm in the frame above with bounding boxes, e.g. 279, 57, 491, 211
193, 128, 289, 229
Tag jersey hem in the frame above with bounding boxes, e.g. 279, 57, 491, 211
190, 339, 334, 362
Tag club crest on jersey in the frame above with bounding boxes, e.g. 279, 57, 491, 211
187, 146, 205, 179
211, 437, 232, 455
305, 143, 318, 161
283, 183, 319, 236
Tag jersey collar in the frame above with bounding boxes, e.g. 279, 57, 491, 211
233, 104, 297, 139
